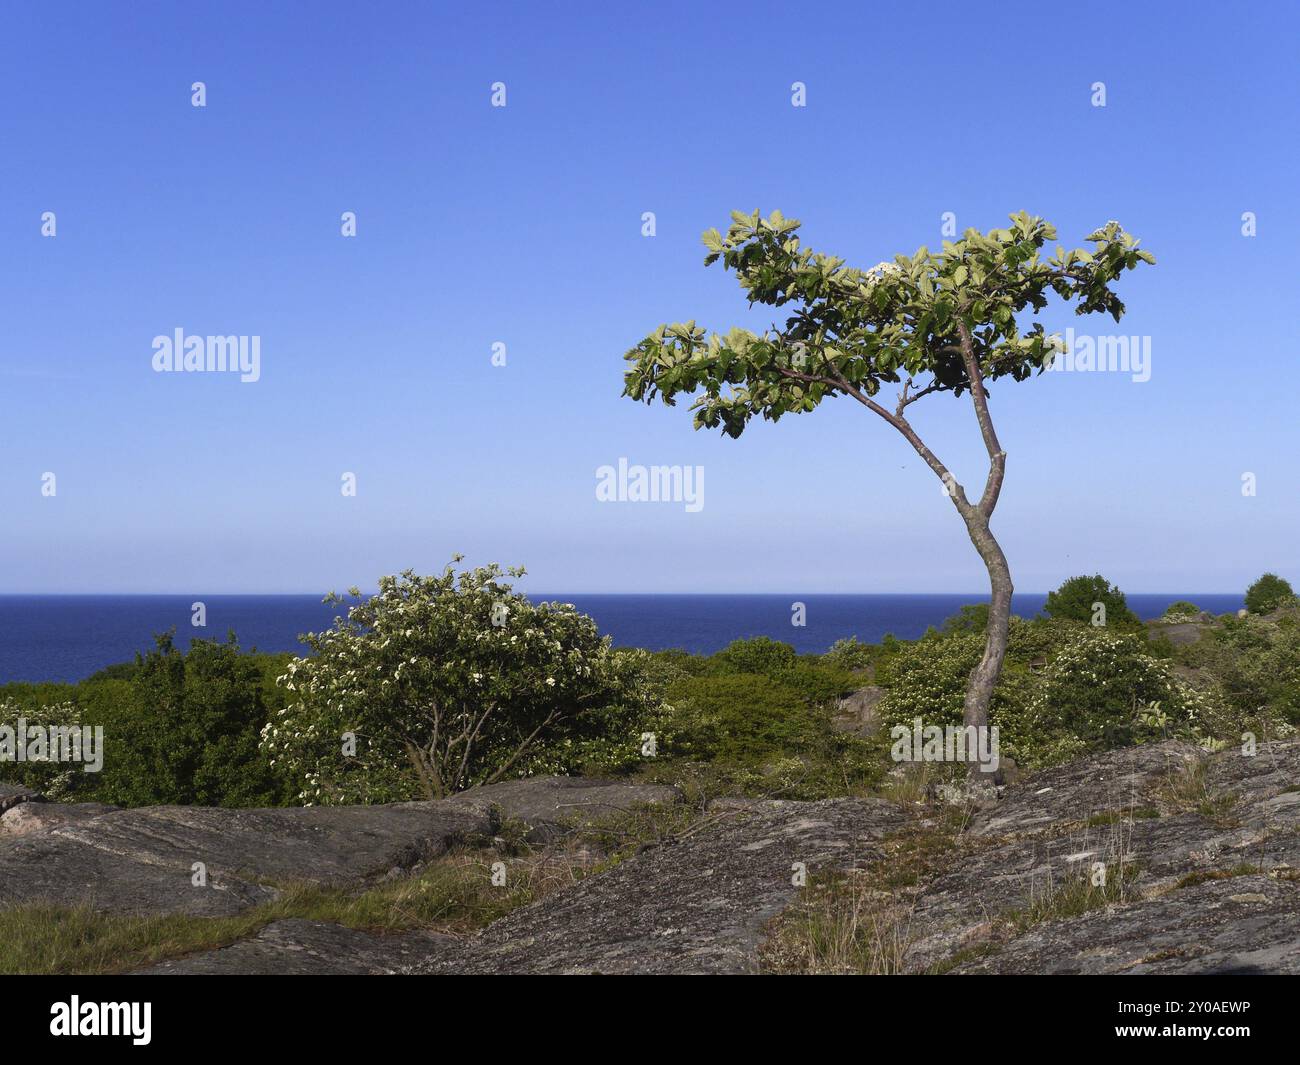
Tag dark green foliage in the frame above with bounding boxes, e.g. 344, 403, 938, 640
1245, 573, 1295, 615
711, 636, 798, 675
1025, 632, 1213, 754
663, 674, 823, 762
0, 634, 290, 808
103, 632, 287, 807
1183, 609, 1300, 725
1043, 574, 1141, 629
941, 603, 990, 634
632, 638, 880, 800
1006, 615, 1088, 662
85, 662, 139, 683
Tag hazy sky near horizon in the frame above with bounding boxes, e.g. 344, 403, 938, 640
1, 1, 1296, 595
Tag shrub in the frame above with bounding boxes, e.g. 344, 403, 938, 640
1025, 631, 1219, 751
650, 671, 882, 800
1245, 573, 1295, 615
0, 698, 85, 799
711, 636, 798, 676
1189, 612, 1300, 726
0, 634, 288, 808
662, 674, 820, 762
823, 636, 878, 672
941, 603, 990, 634
877, 627, 1242, 767
704, 636, 860, 702
101, 633, 286, 807
1163, 601, 1201, 619
495, 648, 675, 778
264, 560, 666, 804
1005, 616, 1087, 664
876, 632, 1039, 763
1044, 575, 1141, 629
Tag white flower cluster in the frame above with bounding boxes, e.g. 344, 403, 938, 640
862, 261, 902, 286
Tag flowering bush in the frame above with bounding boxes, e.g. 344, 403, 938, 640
262, 559, 666, 804
0, 697, 82, 799
1024, 631, 1219, 751
876, 628, 1247, 767
877, 633, 1038, 761
822, 636, 878, 672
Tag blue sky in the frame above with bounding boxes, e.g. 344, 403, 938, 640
1, 0, 1296, 594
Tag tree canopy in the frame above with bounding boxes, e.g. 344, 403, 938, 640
1246, 572, 1296, 615
622, 210, 1154, 440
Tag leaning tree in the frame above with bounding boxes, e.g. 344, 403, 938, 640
622, 210, 1154, 775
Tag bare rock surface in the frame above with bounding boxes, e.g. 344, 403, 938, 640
415, 797, 909, 974
49, 802, 493, 886
446, 775, 682, 842
0, 833, 278, 916
950, 875, 1300, 974
0, 782, 42, 814
902, 739, 1300, 972
831, 686, 885, 738
969, 740, 1202, 839
0, 796, 490, 916
10, 746, 1300, 973
136, 919, 456, 975
1, 800, 120, 836
0, 776, 679, 922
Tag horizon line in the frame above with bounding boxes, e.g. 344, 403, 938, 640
0, 590, 1249, 598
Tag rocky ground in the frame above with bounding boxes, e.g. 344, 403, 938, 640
3, 738, 1298, 974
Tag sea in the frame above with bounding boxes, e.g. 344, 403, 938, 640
0, 593, 1246, 686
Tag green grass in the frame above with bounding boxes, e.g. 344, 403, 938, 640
759, 872, 915, 975
759, 814, 979, 974
1007, 862, 1138, 933
927, 942, 1003, 974
0, 847, 582, 975
1, 800, 716, 975
1174, 863, 1263, 890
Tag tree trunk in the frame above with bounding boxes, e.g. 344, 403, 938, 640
802, 340, 1014, 784
959, 504, 1013, 779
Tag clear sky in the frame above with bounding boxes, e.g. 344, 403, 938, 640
1, 0, 1296, 594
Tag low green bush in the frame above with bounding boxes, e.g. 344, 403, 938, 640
1024, 631, 1220, 755
0, 633, 289, 808
941, 603, 990, 634
710, 636, 798, 676
822, 636, 878, 672
1044, 574, 1142, 629
1245, 573, 1295, 615
876, 631, 1040, 764
1185, 611, 1300, 727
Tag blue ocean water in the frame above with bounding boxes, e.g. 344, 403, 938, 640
0, 593, 1245, 685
